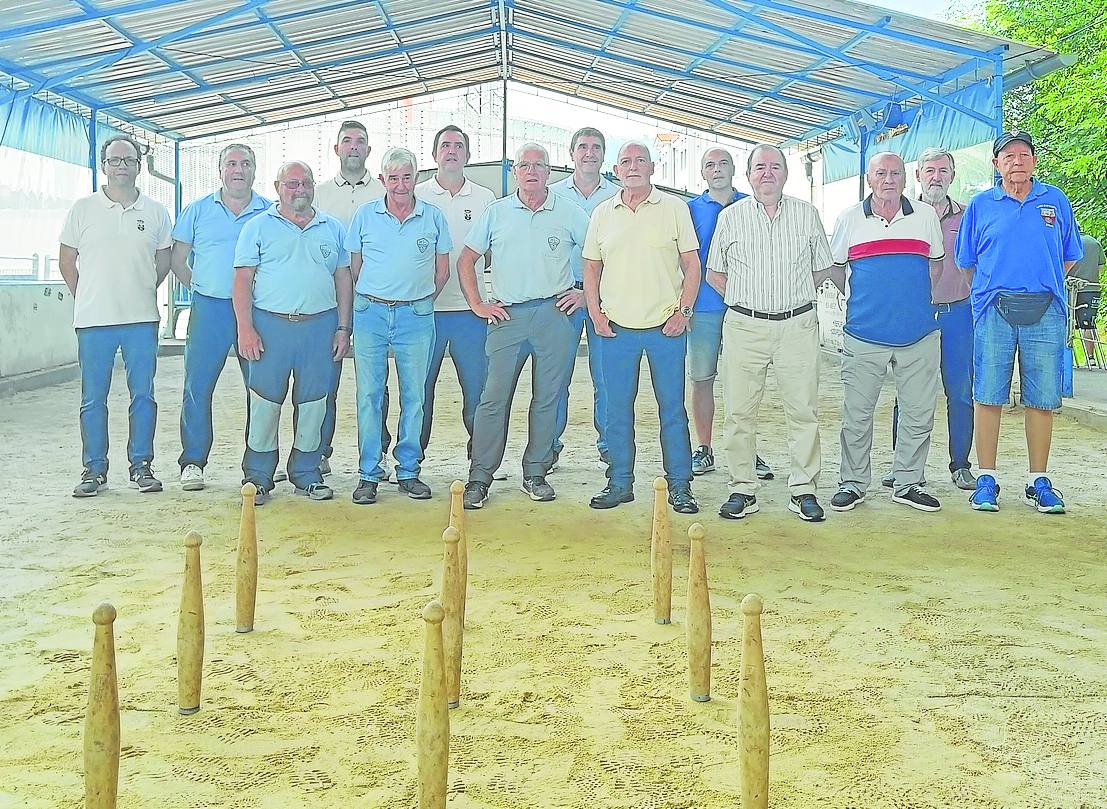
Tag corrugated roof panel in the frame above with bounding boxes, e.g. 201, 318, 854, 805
114, 0, 259, 41
1, 24, 130, 67
277, 5, 387, 39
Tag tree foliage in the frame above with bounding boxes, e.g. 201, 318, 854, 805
981, 0, 1107, 239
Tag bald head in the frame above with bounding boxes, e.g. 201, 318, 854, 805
865, 152, 906, 205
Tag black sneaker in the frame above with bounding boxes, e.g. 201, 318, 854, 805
294, 482, 334, 501
398, 478, 432, 499
129, 463, 163, 493
830, 488, 864, 511
691, 445, 715, 475
719, 492, 758, 520
881, 472, 895, 489
589, 485, 634, 509
521, 476, 556, 501
463, 480, 489, 510
73, 470, 107, 498
892, 486, 941, 512
755, 456, 774, 480
668, 482, 699, 514
789, 494, 825, 522
352, 479, 378, 505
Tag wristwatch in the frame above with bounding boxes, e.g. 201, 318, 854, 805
336, 324, 351, 333
679, 305, 694, 318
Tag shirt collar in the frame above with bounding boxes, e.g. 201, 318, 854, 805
213, 190, 267, 211
98, 187, 144, 210
915, 194, 963, 221
334, 172, 372, 188
696, 189, 743, 207
370, 196, 426, 218
510, 190, 556, 212
427, 176, 471, 197
614, 186, 663, 209
266, 201, 329, 229
565, 173, 614, 197
991, 178, 1044, 201
862, 194, 913, 219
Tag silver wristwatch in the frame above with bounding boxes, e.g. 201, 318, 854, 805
679, 305, 694, 318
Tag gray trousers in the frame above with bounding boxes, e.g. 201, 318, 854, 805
839, 331, 940, 496
469, 298, 575, 484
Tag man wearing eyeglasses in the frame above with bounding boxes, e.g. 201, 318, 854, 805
60, 135, 173, 498
171, 143, 271, 492
232, 161, 353, 504
456, 143, 589, 510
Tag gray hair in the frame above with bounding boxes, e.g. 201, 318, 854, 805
916, 147, 955, 171
701, 147, 734, 171
379, 147, 417, 175
617, 141, 652, 162
514, 142, 550, 165
745, 143, 787, 174
218, 143, 256, 167
275, 161, 313, 182
570, 126, 606, 153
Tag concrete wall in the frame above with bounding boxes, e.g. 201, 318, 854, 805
0, 282, 77, 379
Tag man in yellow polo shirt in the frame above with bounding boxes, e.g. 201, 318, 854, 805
583, 141, 702, 513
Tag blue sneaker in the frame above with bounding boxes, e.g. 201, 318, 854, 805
1024, 476, 1065, 514
969, 475, 1000, 512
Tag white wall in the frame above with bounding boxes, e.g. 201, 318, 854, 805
0, 282, 77, 378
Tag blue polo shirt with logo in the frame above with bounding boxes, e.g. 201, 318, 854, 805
234, 204, 349, 315
955, 179, 1084, 323
688, 189, 746, 312
344, 197, 452, 301
173, 191, 271, 299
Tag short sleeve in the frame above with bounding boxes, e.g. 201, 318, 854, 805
434, 209, 453, 254
810, 208, 834, 269
233, 219, 262, 268
342, 211, 363, 254
674, 202, 699, 253
954, 201, 977, 270
705, 208, 732, 275
582, 211, 603, 262
829, 209, 852, 265
172, 199, 199, 244
569, 203, 590, 249
155, 206, 173, 250
1060, 196, 1084, 263
333, 221, 350, 268
926, 208, 944, 260
464, 207, 494, 254
59, 202, 81, 248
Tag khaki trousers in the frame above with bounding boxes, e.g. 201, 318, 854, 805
720, 308, 821, 497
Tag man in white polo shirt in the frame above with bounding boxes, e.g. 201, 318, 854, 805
415, 125, 497, 463
310, 119, 387, 480
59, 134, 173, 498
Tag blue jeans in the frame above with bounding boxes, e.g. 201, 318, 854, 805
353, 296, 435, 482
320, 360, 391, 460
179, 293, 246, 470
242, 308, 336, 490
973, 298, 1065, 410
600, 324, 692, 490
76, 322, 158, 476
421, 310, 488, 457
892, 298, 974, 472
552, 308, 608, 455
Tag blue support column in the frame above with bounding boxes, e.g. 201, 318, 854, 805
88, 112, 97, 192
501, 78, 508, 197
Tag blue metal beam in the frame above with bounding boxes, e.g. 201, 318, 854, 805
12, 0, 274, 101
579, 0, 639, 87
0, 0, 186, 44
97, 27, 498, 112
375, 0, 430, 96
251, 6, 342, 105
510, 28, 854, 117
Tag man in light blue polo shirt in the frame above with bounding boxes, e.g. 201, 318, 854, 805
457, 143, 589, 510
345, 147, 451, 506
956, 131, 1083, 514
548, 126, 620, 467
232, 161, 352, 504
171, 143, 270, 491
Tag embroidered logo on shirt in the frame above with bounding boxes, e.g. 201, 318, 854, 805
464, 209, 472, 221
320, 244, 334, 259
548, 236, 561, 252
1038, 205, 1056, 227
136, 219, 145, 232
417, 237, 430, 254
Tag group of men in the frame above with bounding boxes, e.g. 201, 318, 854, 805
59, 121, 1085, 519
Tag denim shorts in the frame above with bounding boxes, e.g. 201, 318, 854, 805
687, 308, 725, 382
973, 298, 1065, 410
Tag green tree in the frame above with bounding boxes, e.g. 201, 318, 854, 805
981, 0, 1107, 242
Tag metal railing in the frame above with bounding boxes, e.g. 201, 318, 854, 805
1069, 279, 1105, 370
0, 253, 61, 281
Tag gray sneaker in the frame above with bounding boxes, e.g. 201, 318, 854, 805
881, 471, 895, 489
73, 470, 107, 498
755, 455, 774, 480
352, 479, 378, 505
129, 463, 163, 493
691, 445, 715, 475
951, 468, 977, 490
318, 457, 332, 477
463, 480, 489, 510
398, 478, 432, 499
521, 475, 556, 501
294, 482, 334, 501
253, 486, 272, 506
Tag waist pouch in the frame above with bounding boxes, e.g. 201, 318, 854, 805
995, 292, 1053, 326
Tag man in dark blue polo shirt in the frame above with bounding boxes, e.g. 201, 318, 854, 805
955, 131, 1083, 514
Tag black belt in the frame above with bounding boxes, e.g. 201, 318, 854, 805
262, 309, 327, 322
728, 302, 813, 321
359, 293, 415, 307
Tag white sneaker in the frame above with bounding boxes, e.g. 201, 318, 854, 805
180, 464, 205, 491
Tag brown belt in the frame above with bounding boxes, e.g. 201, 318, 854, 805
261, 309, 327, 322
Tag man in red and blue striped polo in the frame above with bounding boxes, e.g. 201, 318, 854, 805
825, 152, 946, 513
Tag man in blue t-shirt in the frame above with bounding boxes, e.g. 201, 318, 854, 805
826, 152, 945, 514
955, 131, 1083, 514
686, 148, 772, 482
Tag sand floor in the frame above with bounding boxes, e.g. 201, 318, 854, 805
2, 352, 1106, 808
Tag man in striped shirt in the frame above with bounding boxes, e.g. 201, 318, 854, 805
706, 144, 833, 522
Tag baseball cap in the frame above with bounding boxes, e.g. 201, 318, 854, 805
992, 130, 1035, 156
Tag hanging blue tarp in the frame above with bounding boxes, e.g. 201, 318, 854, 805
821, 80, 998, 184
0, 94, 126, 168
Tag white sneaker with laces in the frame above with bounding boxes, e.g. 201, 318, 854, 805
180, 464, 205, 491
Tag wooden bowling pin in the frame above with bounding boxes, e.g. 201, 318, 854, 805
416, 600, 449, 809
84, 602, 119, 809
236, 483, 258, 634
440, 526, 464, 709
738, 593, 769, 809
686, 523, 711, 702
448, 480, 469, 628
651, 477, 672, 625
177, 531, 205, 715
